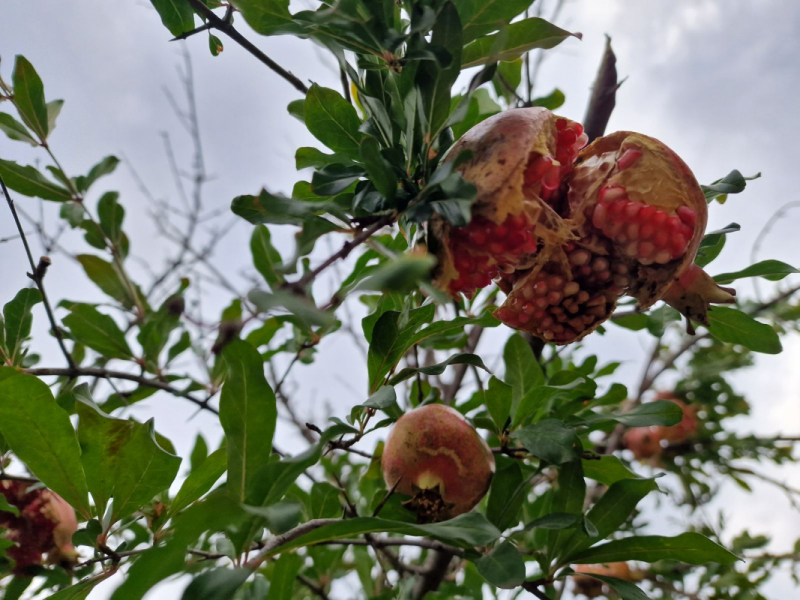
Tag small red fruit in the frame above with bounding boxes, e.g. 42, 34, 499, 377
653, 395, 699, 444
622, 427, 664, 462
381, 404, 495, 522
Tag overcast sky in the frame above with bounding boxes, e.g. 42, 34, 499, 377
1, 1, 799, 598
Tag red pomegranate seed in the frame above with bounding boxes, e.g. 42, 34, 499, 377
541, 165, 561, 190
559, 128, 578, 147
522, 303, 535, 315
525, 155, 553, 184
508, 214, 526, 230
639, 223, 655, 239
653, 231, 669, 248
638, 241, 655, 258
468, 230, 486, 245
556, 118, 567, 131
493, 225, 508, 239
624, 203, 643, 220
617, 147, 643, 170
533, 281, 549, 295
598, 186, 627, 203
556, 147, 572, 165
489, 242, 504, 254
548, 275, 565, 290
592, 204, 608, 229
651, 211, 668, 226
569, 122, 584, 137
677, 206, 697, 227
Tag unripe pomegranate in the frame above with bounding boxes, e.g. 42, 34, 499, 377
0, 480, 79, 573
431, 108, 735, 344
653, 395, 698, 444
381, 404, 495, 522
573, 562, 640, 598
622, 427, 664, 462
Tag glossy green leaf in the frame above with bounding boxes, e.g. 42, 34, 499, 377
702, 170, 760, 203
389, 352, 487, 386
0, 493, 20, 516
474, 541, 526, 588
76, 254, 139, 309
295, 146, 354, 170
0, 374, 90, 516
220, 340, 277, 501
3, 287, 42, 365
0, 158, 72, 201
547, 460, 585, 561
524, 513, 582, 531
512, 419, 581, 464
149, 0, 195, 37
250, 225, 284, 287
170, 448, 227, 515
264, 513, 502, 558
359, 137, 396, 200
63, 304, 133, 360
568, 532, 739, 565
706, 306, 782, 354
309, 482, 343, 519
110, 418, 181, 523
581, 456, 640, 486
270, 554, 304, 599
305, 84, 364, 159
209, 34, 224, 56
571, 573, 650, 600
231, 0, 299, 36
44, 573, 114, 599
12, 56, 49, 139
0, 112, 38, 145
503, 333, 544, 417
580, 399, 682, 428
486, 458, 524, 531
181, 568, 251, 600
462, 18, 579, 68
356, 254, 435, 293
248, 289, 334, 329
485, 377, 512, 431
560, 478, 659, 561
455, 0, 531, 42
713, 259, 799, 285
530, 88, 566, 110
76, 156, 120, 194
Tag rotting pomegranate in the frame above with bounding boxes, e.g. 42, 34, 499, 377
381, 404, 495, 523
573, 562, 641, 598
0, 480, 79, 573
430, 108, 736, 344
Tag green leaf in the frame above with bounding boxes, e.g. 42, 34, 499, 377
455, 0, 531, 42
0, 374, 90, 516
46, 99, 64, 133
503, 334, 544, 417
389, 353, 487, 386
486, 458, 524, 531
525, 513, 582, 531
3, 287, 42, 364
0, 158, 72, 201
571, 574, 650, 600
76, 396, 136, 517
250, 225, 284, 287
305, 84, 364, 159
76, 254, 139, 309
63, 304, 133, 360
263, 513, 502, 558
295, 146, 354, 170
361, 385, 402, 419
568, 532, 739, 566
269, 554, 304, 600
44, 573, 114, 599
76, 156, 120, 194
109, 418, 181, 523
356, 254, 435, 293
474, 541, 526, 588
220, 340, 277, 501
308, 482, 343, 519
706, 306, 782, 354
230, 0, 299, 36
0, 112, 38, 145
170, 448, 228, 516
248, 289, 334, 329
560, 478, 660, 562
0, 492, 20, 516
530, 88, 566, 110
512, 419, 581, 464
547, 460, 585, 561
231, 188, 341, 225
12, 56, 49, 140
702, 169, 759, 202
579, 399, 682, 428
359, 137, 396, 200
581, 456, 640, 486
485, 377, 512, 431
181, 568, 251, 600
713, 259, 799, 285
209, 34, 224, 56
461, 18, 579, 68
149, 0, 195, 37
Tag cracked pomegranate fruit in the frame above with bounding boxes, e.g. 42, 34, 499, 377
0, 480, 79, 573
381, 404, 495, 523
573, 562, 641, 598
431, 108, 735, 343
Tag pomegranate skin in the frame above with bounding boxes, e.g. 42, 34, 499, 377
654, 396, 698, 444
622, 427, 664, 462
574, 562, 640, 597
431, 108, 735, 345
381, 404, 495, 521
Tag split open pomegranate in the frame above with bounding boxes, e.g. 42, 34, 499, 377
431, 108, 735, 344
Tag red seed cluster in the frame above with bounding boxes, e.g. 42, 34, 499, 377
592, 184, 696, 265
448, 214, 537, 295
1, 481, 59, 573
524, 120, 588, 202
495, 269, 614, 343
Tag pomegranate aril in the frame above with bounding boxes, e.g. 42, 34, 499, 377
669, 235, 688, 257
508, 214, 526, 230
625, 222, 640, 239
640, 223, 655, 239
548, 291, 562, 305
556, 118, 567, 131
556, 147, 572, 165
525, 155, 553, 184
574, 133, 589, 150
617, 147, 643, 170
638, 241, 655, 258
592, 204, 608, 229
654, 250, 671, 264
677, 206, 697, 227
624, 203, 642, 220
534, 281, 548, 295
569, 122, 584, 137
535, 297, 549, 309
548, 275, 565, 290
489, 242, 504, 254
599, 186, 627, 203
541, 165, 561, 190
569, 249, 592, 266
559, 128, 578, 147
563, 281, 580, 296
653, 231, 668, 248
469, 230, 486, 245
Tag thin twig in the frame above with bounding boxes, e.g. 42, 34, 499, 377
1, 176, 76, 369
183, 0, 309, 94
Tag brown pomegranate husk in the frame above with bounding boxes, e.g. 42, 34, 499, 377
431, 107, 732, 345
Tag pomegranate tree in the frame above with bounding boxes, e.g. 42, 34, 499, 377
0, 481, 79, 573
381, 404, 495, 522
431, 108, 736, 343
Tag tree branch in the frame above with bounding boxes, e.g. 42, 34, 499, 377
183, 0, 309, 94
412, 550, 455, 599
